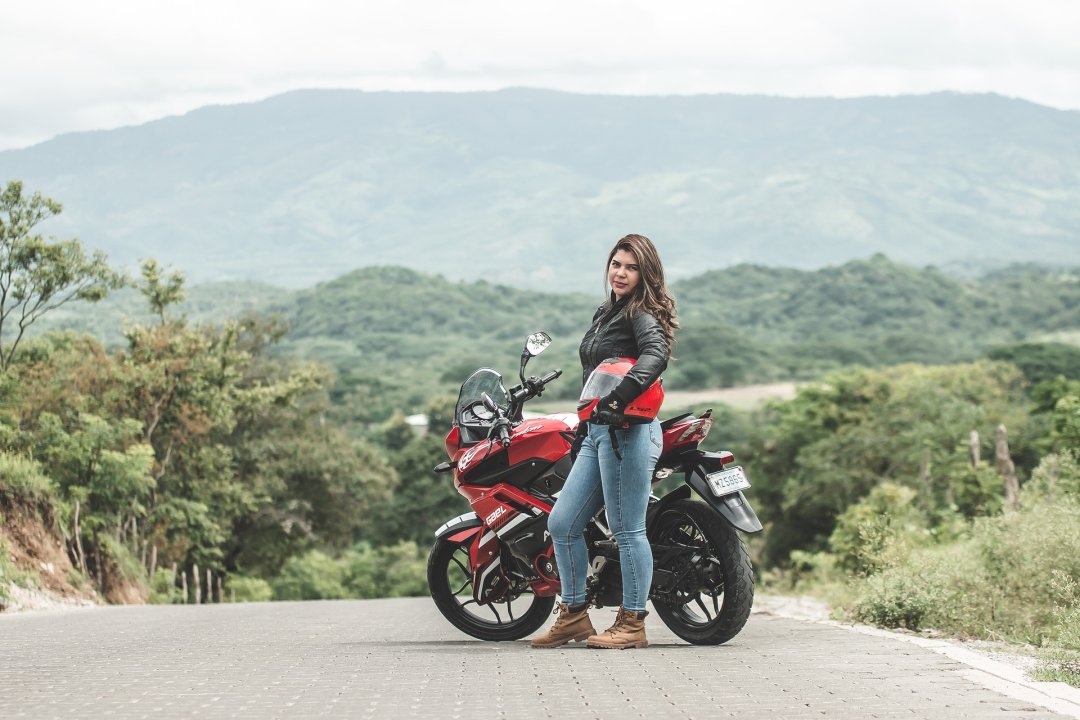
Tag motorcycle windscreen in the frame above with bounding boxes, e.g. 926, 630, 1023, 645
455, 368, 510, 427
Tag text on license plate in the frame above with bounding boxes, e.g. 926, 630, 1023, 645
705, 466, 750, 496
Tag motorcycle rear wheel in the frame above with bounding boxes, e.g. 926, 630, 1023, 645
428, 534, 556, 641
650, 499, 754, 645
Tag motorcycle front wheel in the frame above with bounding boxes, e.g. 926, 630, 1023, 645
428, 534, 556, 641
649, 499, 754, 645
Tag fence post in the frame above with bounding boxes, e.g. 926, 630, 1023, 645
918, 449, 932, 512
72, 500, 88, 577
996, 424, 1021, 511
193, 563, 201, 605
180, 568, 188, 604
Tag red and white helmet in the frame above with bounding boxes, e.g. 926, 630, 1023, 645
576, 357, 664, 424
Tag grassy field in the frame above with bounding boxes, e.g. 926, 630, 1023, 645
1035, 331, 1080, 347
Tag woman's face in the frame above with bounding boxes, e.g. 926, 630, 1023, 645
608, 248, 641, 300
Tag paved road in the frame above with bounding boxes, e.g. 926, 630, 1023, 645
0, 597, 1071, 719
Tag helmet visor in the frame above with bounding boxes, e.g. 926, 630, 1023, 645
580, 368, 623, 402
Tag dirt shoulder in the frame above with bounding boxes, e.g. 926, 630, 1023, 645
0, 497, 101, 613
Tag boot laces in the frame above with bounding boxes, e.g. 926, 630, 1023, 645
551, 603, 577, 629
607, 607, 641, 635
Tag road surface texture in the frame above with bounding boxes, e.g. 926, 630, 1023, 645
2, 597, 1078, 719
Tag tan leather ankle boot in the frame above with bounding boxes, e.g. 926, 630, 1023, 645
586, 607, 649, 649
530, 602, 596, 648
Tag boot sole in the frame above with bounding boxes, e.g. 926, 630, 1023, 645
530, 630, 596, 649
586, 639, 649, 649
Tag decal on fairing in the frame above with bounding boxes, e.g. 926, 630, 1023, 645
458, 440, 494, 472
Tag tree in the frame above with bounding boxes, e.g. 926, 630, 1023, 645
137, 259, 185, 325
746, 361, 1030, 565
0, 181, 125, 371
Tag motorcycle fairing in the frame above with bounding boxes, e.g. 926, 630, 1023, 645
444, 426, 462, 459
462, 486, 553, 605
462, 483, 554, 520
452, 416, 576, 486
660, 412, 727, 455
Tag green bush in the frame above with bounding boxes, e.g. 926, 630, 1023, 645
0, 452, 56, 504
228, 575, 274, 603
1041, 571, 1079, 644
272, 550, 347, 601
374, 541, 427, 598
0, 533, 13, 603
852, 567, 941, 629
97, 535, 147, 589
343, 541, 427, 599
1027, 450, 1080, 500
1034, 570, 1080, 687
849, 495, 1080, 643
149, 567, 178, 604
828, 482, 927, 575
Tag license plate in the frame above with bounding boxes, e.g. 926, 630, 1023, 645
705, 466, 750, 496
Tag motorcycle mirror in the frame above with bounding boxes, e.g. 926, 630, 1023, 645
480, 392, 498, 413
524, 331, 552, 357
521, 331, 552, 383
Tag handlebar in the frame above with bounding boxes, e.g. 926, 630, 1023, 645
511, 368, 562, 404
539, 369, 562, 385
496, 420, 512, 448
488, 368, 562, 447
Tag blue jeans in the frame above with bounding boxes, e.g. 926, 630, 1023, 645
548, 420, 662, 612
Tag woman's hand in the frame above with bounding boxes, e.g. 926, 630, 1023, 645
589, 392, 627, 425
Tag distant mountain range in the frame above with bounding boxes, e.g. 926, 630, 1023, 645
3, 89, 1079, 290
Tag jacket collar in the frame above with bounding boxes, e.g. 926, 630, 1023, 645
606, 291, 630, 310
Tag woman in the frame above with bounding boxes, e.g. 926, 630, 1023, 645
531, 233, 678, 650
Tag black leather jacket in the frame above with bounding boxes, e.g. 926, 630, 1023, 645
579, 294, 670, 401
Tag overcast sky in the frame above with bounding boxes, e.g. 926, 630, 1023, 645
2, 0, 1079, 151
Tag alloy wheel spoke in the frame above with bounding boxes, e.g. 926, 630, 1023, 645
694, 595, 712, 621
451, 555, 470, 576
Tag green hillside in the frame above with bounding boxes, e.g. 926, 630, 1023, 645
37, 256, 1080, 422
3, 89, 1079, 290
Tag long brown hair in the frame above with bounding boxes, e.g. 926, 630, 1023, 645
604, 234, 679, 353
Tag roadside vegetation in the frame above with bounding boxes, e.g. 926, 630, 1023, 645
749, 359, 1080, 687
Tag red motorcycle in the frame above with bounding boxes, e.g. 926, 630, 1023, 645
427, 332, 762, 645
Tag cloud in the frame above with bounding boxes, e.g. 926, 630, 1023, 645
2, 0, 1079, 150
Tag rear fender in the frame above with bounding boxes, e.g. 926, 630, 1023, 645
681, 452, 764, 533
